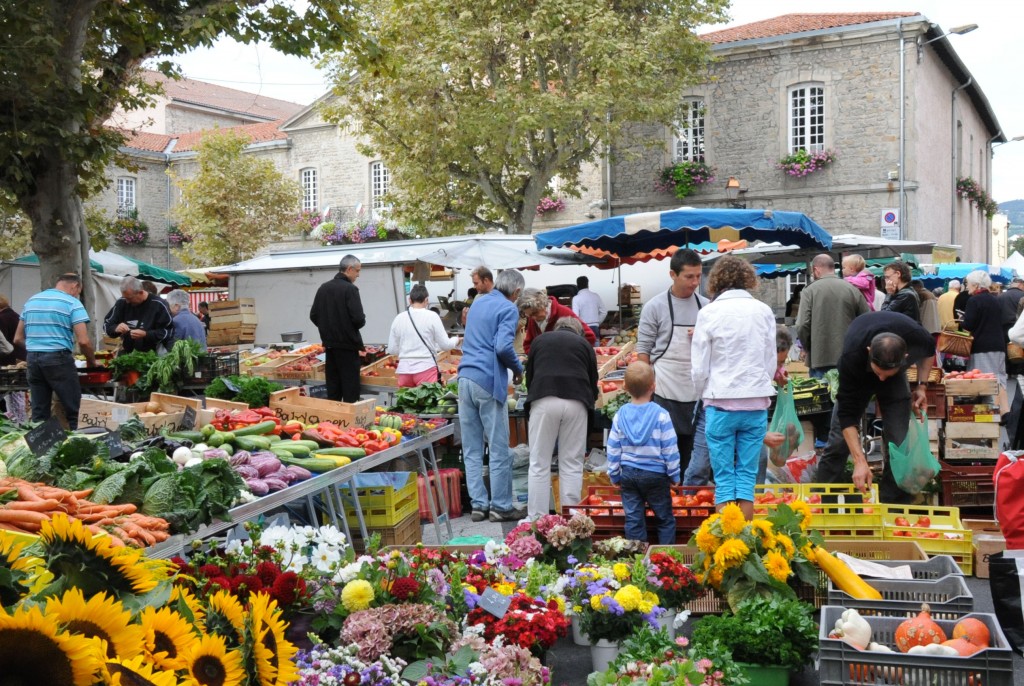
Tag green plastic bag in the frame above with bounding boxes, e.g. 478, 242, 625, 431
768, 380, 804, 467
889, 412, 941, 495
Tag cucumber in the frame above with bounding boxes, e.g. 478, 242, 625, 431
235, 435, 272, 451
312, 446, 366, 458
285, 440, 322, 450
207, 432, 225, 448
278, 454, 338, 473
166, 429, 205, 442
233, 420, 279, 437
222, 443, 234, 457
270, 443, 311, 457
265, 434, 283, 443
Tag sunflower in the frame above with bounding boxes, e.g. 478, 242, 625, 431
748, 519, 777, 550
712, 538, 750, 570
205, 590, 246, 646
139, 606, 197, 670
45, 588, 145, 659
763, 550, 792, 583
718, 503, 746, 535
170, 586, 206, 629
37, 515, 166, 597
775, 533, 796, 558
694, 524, 721, 555
0, 531, 49, 604
105, 654, 179, 686
788, 500, 812, 529
182, 633, 244, 686
0, 604, 104, 686
248, 592, 299, 686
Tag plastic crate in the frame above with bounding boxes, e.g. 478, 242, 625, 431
827, 574, 973, 619
570, 485, 715, 541
343, 472, 419, 527
881, 504, 973, 575
819, 606, 1013, 686
849, 554, 964, 579
939, 460, 995, 508
349, 511, 421, 553
0, 367, 28, 386
823, 539, 927, 562
193, 352, 240, 383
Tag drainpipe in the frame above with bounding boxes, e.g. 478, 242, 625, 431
951, 77, 972, 248
898, 19, 906, 240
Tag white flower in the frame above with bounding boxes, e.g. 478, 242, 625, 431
483, 540, 509, 564
315, 525, 348, 547
313, 542, 342, 572
333, 561, 363, 584
468, 662, 487, 676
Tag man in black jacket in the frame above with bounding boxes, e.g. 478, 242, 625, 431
310, 255, 365, 402
816, 311, 935, 504
103, 276, 173, 354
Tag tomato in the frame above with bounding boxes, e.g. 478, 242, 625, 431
695, 489, 714, 505
914, 516, 931, 528
862, 507, 875, 515
894, 516, 911, 527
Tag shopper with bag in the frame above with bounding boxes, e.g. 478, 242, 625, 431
816, 311, 935, 504
388, 284, 460, 387
962, 269, 1007, 390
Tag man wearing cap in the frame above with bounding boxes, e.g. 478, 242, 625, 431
816, 311, 935, 504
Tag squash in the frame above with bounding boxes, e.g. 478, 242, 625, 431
952, 617, 991, 648
941, 638, 981, 656
812, 546, 883, 600
895, 603, 947, 652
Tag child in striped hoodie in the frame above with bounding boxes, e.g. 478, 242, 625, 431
606, 361, 681, 544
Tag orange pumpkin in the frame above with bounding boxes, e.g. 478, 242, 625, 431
895, 604, 947, 652
952, 618, 992, 648
941, 638, 981, 656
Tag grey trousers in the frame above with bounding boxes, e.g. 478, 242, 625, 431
527, 396, 588, 519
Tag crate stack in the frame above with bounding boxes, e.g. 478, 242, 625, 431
208, 298, 258, 345
908, 366, 945, 454
940, 376, 1000, 513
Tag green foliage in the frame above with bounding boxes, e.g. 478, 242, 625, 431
957, 176, 999, 219
658, 161, 716, 200
0, 192, 32, 261
392, 382, 459, 414
205, 375, 283, 408
138, 339, 203, 393
323, 0, 728, 234
109, 350, 158, 379
690, 595, 818, 672
170, 130, 302, 265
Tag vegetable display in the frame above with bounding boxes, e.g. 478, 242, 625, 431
392, 381, 458, 414
206, 374, 283, 407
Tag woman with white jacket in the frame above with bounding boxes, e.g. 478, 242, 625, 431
691, 256, 776, 519
388, 284, 460, 387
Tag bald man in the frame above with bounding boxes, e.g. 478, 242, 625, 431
795, 254, 870, 378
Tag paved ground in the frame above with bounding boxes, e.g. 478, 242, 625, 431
415, 515, 1024, 686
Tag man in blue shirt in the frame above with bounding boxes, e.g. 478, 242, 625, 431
14, 273, 96, 429
458, 268, 526, 522
165, 290, 207, 349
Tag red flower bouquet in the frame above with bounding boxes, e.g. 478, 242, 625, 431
648, 550, 704, 610
466, 593, 569, 653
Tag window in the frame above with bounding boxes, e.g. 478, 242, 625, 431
673, 98, 705, 162
788, 85, 824, 153
116, 177, 136, 218
370, 161, 390, 216
785, 271, 809, 308
300, 168, 318, 213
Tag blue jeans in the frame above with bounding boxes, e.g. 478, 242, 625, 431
682, 403, 710, 485
705, 406, 767, 504
618, 465, 675, 544
27, 350, 81, 430
458, 377, 514, 513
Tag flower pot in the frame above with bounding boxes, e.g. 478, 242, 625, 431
735, 662, 789, 686
571, 614, 589, 646
656, 609, 676, 639
589, 639, 621, 674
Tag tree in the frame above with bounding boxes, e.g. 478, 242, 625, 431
322, 0, 727, 234
171, 130, 301, 266
1008, 233, 1024, 258
0, 1, 371, 305
0, 192, 32, 262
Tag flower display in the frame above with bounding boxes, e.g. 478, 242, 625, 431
647, 550, 704, 610
535, 196, 566, 215
405, 631, 552, 686
655, 161, 716, 199
777, 148, 836, 177
341, 602, 458, 662
166, 224, 191, 245
573, 559, 662, 643
689, 501, 822, 611
112, 210, 150, 245
957, 176, 1000, 218
293, 641, 410, 686
465, 592, 569, 653
504, 512, 594, 570
587, 626, 745, 686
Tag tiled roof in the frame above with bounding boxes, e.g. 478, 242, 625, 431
702, 12, 920, 44
143, 71, 304, 120
120, 119, 288, 154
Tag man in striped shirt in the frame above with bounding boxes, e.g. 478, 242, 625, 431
606, 361, 680, 544
14, 273, 96, 429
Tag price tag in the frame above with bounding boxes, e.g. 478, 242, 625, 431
104, 429, 125, 458
112, 406, 133, 424
477, 587, 511, 619
224, 378, 241, 393
24, 418, 66, 456
181, 406, 197, 430
306, 384, 328, 399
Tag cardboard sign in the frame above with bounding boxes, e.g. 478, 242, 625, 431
25, 417, 66, 456
478, 587, 511, 619
181, 406, 197, 430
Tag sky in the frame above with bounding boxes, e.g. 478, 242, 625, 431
168, 0, 1024, 203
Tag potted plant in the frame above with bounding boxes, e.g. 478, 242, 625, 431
777, 148, 836, 177
656, 161, 716, 199
112, 209, 149, 245
646, 548, 705, 637
691, 594, 819, 685
504, 512, 595, 570
536, 196, 566, 216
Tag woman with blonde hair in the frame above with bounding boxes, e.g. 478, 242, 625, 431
842, 254, 877, 310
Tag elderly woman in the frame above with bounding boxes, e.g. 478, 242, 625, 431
388, 284, 460, 387
881, 262, 920, 323
691, 256, 776, 520
517, 287, 596, 354
524, 317, 599, 520
164, 289, 207, 349
962, 269, 1007, 389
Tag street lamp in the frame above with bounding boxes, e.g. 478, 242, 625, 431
724, 176, 747, 208
917, 24, 978, 61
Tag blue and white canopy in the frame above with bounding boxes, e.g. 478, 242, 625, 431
534, 208, 831, 259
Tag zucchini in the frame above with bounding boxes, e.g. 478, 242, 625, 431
312, 446, 366, 458
278, 454, 339, 473
235, 435, 272, 451
285, 440, 322, 450
233, 420, 279, 437
813, 547, 882, 600
166, 429, 206, 442
270, 444, 311, 457
265, 434, 283, 443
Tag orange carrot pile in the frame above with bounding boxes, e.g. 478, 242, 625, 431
0, 477, 170, 548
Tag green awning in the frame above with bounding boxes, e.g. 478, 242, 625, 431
119, 255, 190, 286
11, 251, 190, 286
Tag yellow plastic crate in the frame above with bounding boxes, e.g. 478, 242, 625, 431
752, 484, 882, 539
343, 472, 420, 528
881, 504, 973, 575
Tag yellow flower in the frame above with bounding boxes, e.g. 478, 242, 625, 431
553, 596, 566, 613
719, 503, 746, 535
341, 580, 375, 612
712, 538, 750, 570
789, 500, 812, 529
695, 526, 721, 555
577, 567, 599, 584
708, 567, 724, 590
776, 533, 795, 558
642, 591, 659, 605
800, 543, 815, 562
572, 604, 583, 614
749, 519, 777, 550
763, 550, 792, 583
613, 585, 642, 612
612, 563, 631, 581
495, 582, 516, 596
591, 592, 610, 611
638, 601, 653, 614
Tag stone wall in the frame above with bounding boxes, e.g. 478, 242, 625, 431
166, 106, 254, 135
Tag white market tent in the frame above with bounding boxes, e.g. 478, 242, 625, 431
1002, 251, 1024, 276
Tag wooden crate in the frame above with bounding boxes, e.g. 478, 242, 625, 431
209, 298, 255, 315
944, 422, 1000, 440
268, 387, 375, 428
943, 378, 998, 398
944, 438, 998, 462
349, 511, 421, 552
210, 313, 259, 329
360, 355, 398, 387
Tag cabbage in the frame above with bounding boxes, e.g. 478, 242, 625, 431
142, 475, 177, 516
